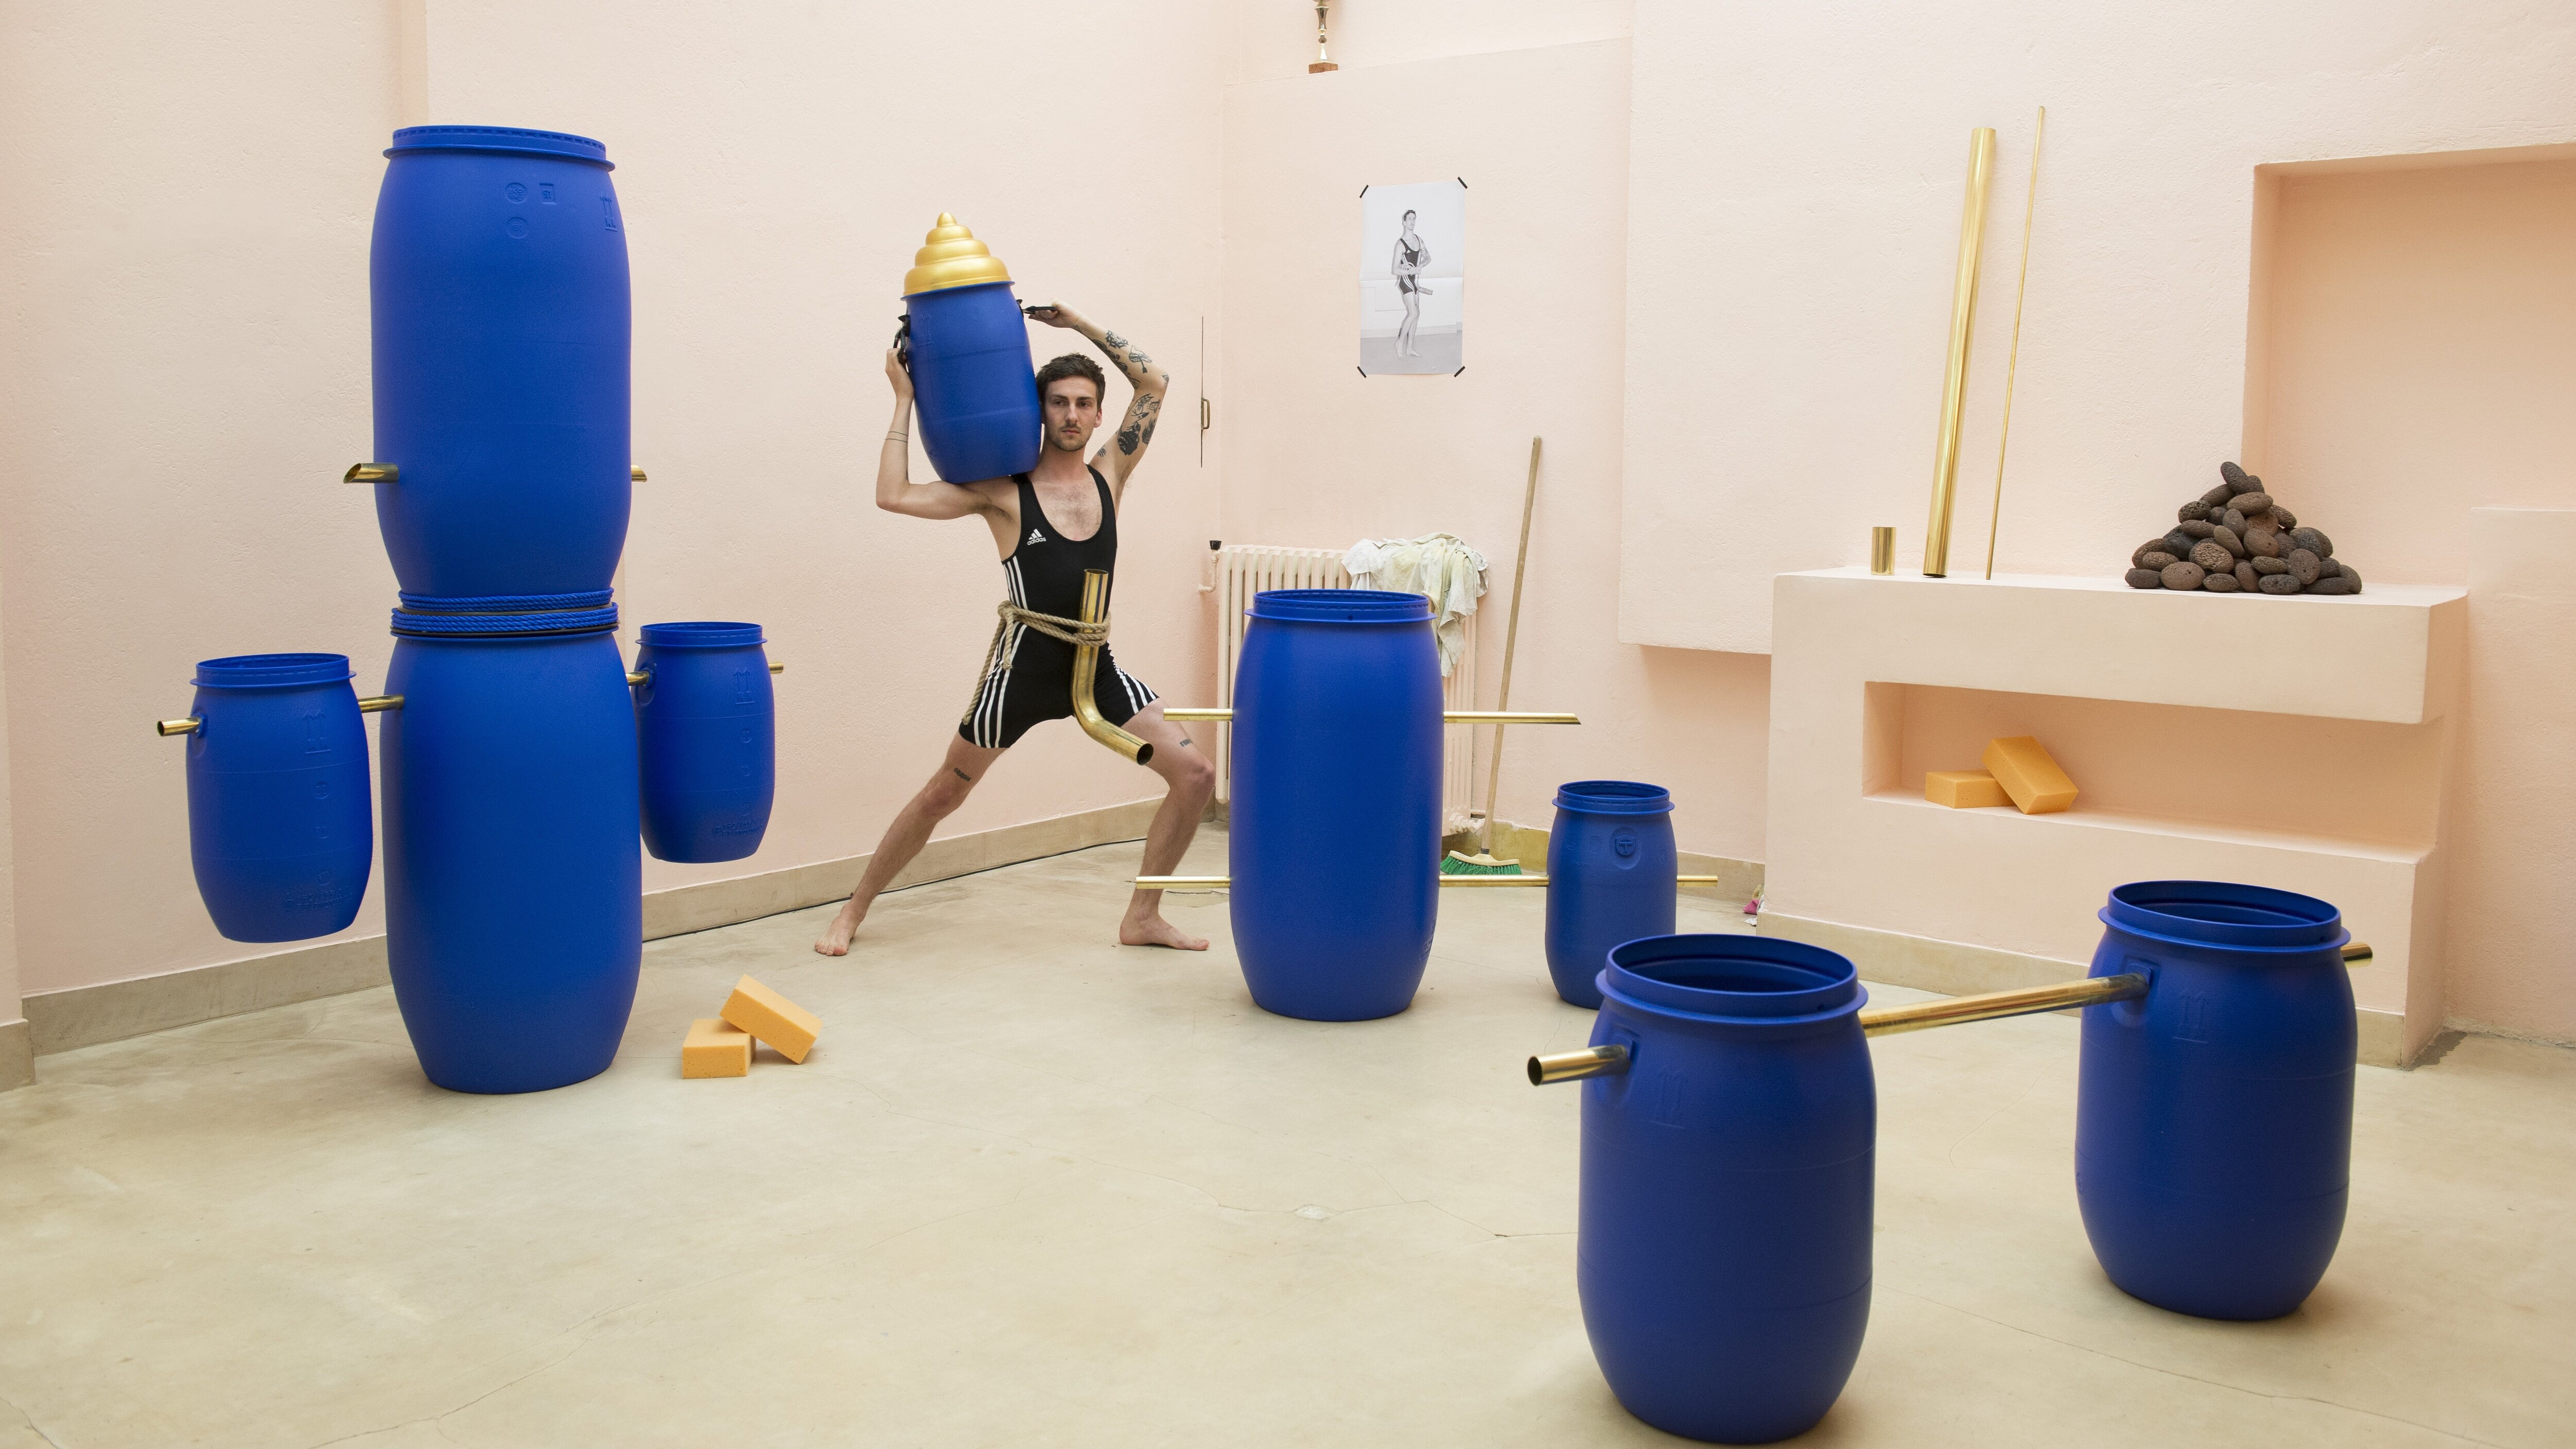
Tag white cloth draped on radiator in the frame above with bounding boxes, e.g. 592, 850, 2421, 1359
1341, 532, 1488, 677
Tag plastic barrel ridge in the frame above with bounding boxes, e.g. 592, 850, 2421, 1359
2077, 880, 2357, 1320
1582, 934, 1875, 1443
183, 654, 375, 943
635, 621, 775, 863
1545, 781, 1677, 1009
1230, 589, 1444, 1021
370, 126, 632, 596
381, 599, 640, 1094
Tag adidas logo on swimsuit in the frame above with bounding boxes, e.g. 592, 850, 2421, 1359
1026, 529, 1045, 544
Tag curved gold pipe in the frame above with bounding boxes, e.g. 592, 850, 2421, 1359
1157, 708, 1579, 724
1072, 569, 1154, 766
344, 463, 397, 484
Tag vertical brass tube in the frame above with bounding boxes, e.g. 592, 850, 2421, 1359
1070, 568, 1154, 765
1870, 526, 1895, 575
1922, 127, 1997, 578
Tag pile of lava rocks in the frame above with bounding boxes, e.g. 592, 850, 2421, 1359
2125, 462, 2362, 595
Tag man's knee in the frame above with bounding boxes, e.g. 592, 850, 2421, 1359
1170, 744, 1216, 797
923, 767, 978, 817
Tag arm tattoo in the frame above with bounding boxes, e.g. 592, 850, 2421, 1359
1095, 328, 1157, 383
1115, 393, 1162, 455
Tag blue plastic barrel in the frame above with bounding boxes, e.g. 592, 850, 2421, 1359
2077, 880, 2356, 1320
370, 126, 631, 596
634, 622, 774, 863
1581, 935, 1875, 1443
380, 597, 639, 1094
905, 281, 1040, 483
1230, 590, 1443, 1021
1545, 781, 1677, 1008
182, 654, 375, 943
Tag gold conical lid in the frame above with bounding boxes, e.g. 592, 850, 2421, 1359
902, 212, 1013, 295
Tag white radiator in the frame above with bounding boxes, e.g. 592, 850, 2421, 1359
1208, 544, 1480, 831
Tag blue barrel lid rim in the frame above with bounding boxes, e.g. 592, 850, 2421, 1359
638, 621, 767, 649
192, 653, 355, 690
1600, 933, 1867, 1026
1554, 780, 1674, 815
391, 605, 620, 639
1247, 588, 1432, 623
385, 125, 614, 168
2100, 879, 2348, 956
398, 590, 613, 615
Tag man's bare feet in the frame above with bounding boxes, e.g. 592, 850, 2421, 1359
814, 904, 866, 956
1120, 912, 1209, 951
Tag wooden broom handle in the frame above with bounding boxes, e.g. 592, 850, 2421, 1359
1482, 437, 1541, 852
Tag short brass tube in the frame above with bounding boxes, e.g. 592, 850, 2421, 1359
156, 717, 201, 737
343, 463, 397, 484
357, 694, 403, 713
1071, 569, 1154, 766
1529, 1044, 1630, 1085
1859, 972, 2146, 1037
2343, 942, 2371, 965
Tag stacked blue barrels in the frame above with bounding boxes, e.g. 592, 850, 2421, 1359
368, 126, 641, 1094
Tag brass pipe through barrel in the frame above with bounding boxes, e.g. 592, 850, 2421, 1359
156, 694, 404, 737
344, 464, 646, 483
1164, 705, 1566, 721
1071, 569, 1154, 766
1134, 874, 1730, 890
629, 663, 784, 687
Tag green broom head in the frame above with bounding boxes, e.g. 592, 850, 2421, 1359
1442, 850, 1522, 875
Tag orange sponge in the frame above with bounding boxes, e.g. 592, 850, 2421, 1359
720, 975, 820, 1063
681, 1018, 751, 1078
1981, 736, 2079, 814
1925, 770, 2011, 809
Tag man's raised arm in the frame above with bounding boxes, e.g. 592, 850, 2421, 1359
1024, 302, 1171, 488
875, 347, 996, 520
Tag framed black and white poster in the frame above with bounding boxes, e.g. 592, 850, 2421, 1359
1359, 179, 1464, 375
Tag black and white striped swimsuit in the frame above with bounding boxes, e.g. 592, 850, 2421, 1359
959, 468, 1158, 749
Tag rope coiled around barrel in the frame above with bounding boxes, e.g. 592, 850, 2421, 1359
962, 600, 1108, 717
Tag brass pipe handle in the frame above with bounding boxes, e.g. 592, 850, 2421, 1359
1157, 708, 1580, 724
1071, 570, 1154, 765
1860, 973, 2147, 1038
344, 463, 398, 484
631, 467, 647, 482
1529, 1044, 1630, 1085
157, 717, 201, 737
631, 663, 783, 686
358, 695, 403, 713
2343, 942, 2371, 965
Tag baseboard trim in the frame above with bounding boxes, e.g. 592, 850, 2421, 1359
1761, 912, 2416, 1069
25, 797, 1164, 1059
0, 1018, 32, 1092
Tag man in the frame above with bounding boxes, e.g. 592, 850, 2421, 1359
815, 302, 1213, 956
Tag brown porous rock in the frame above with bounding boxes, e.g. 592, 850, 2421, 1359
2234, 560, 2259, 589
2270, 505, 2298, 530
2210, 525, 2246, 557
2245, 525, 2283, 558
2251, 555, 2290, 574
2177, 519, 2217, 539
2202, 482, 2240, 508
2306, 576, 2354, 595
2285, 548, 2323, 585
2180, 500, 2212, 523
2140, 551, 2179, 571
2221, 461, 2250, 490
2126, 567, 2165, 589
2134, 538, 2175, 567
2290, 526, 2332, 558
2231, 491, 2273, 515
2257, 572, 2303, 595
2161, 560, 2208, 590
2191, 540, 2233, 573
2202, 570, 2242, 592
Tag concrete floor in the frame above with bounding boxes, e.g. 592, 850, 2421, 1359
2, 832, 2570, 1448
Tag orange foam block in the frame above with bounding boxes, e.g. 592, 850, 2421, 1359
681, 1018, 752, 1079
720, 975, 820, 1063
1981, 736, 2079, 814
1924, 770, 2011, 809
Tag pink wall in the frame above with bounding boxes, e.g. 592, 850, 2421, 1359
1219, 40, 1772, 865
1620, 0, 2576, 653
2257, 159, 2576, 1042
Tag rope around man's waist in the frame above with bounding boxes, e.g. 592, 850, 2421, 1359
963, 601, 1110, 717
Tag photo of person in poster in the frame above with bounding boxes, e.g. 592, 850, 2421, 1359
1360, 179, 1463, 374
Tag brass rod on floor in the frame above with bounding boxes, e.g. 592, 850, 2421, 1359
1133, 873, 1730, 890
1859, 973, 2145, 1037
1159, 705, 1577, 721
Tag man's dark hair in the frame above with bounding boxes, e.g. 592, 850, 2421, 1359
1035, 352, 1106, 404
